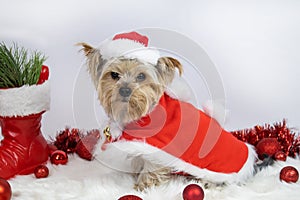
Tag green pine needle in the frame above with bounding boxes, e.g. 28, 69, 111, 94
0, 42, 46, 88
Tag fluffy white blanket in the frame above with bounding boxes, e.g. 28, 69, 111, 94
8, 154, 300, 200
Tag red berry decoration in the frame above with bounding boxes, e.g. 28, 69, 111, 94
274, 151, 287, 161
34, 165, 49, 178
183, 184, 204, 200
50, 150, 68, 165
0, 178, 12, 200
256, 138, 281, 160
280, 166, 299, 183
118, 194, 143, 200
37, 65, 49, 84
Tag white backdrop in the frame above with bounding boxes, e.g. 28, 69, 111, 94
1, 0, 300, 138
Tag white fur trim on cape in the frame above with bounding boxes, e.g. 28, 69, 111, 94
103, 141, 257, 184
0, 81, 50, 117
99, 39, 160, 64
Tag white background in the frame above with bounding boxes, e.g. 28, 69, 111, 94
1, 0, 300, 138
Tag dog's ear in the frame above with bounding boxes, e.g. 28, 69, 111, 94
156, 57, 183, 85
77, 42, 105, 88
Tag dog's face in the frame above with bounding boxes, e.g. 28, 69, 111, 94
79, 43, 182, 125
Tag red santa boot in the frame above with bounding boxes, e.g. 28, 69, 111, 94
0, 82, 50, 179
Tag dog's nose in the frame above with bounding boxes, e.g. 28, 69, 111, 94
119, 87, 132, 97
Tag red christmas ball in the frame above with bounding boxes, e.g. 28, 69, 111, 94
280, 166, 299, 183
34, 165, 49, 178
183, 184, 204, 200
37, 65, 49, 84
256, 138, 281, 160
0, 178, 12, 200
118, 194, 143, 200
274, 151, 287, 161
50, 150, 68, 165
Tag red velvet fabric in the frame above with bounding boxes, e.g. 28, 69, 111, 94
121, 93, 248, 174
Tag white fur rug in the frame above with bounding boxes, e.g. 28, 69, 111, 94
8, 154, 300, 200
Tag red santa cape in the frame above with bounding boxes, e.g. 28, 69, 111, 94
104, 94, 256, 183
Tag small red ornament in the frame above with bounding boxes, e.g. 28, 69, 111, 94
76, 129, 100, 161
37, 65, 49, 84
0, 178, 12, 200
118, 194, 143, 200
182, 184, 204, 200
274, 151, 287, 161
280, 166, 299, 183
256, 138, 281, 160
34, 165, 49, 178
50, 150, 68, 165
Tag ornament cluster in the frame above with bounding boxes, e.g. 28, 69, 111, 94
32, 128, 100, 180
232, 119, 300, 183
51, 127, 100, 160
231, 119, 300, 157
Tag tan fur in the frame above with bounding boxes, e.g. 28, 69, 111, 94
132, 156, 171, 191
77, 42, 94, 56
98, 59, 164, 125
157, 56, 183, 85
79, 44, 183, 190
78, 43, 103, 88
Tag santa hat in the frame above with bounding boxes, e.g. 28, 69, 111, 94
99, 31, 160, 64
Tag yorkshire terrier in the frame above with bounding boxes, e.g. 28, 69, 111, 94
78, 31, 257, 191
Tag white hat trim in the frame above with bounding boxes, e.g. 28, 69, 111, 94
100, 39, 160, 65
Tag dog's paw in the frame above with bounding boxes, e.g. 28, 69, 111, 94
132, 157, 172, 191
202, 180, 226, 190
134, 167, 171, 191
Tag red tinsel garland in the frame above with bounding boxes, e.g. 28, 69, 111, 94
53, 128, 83, 154
51, 128, 101, 160
231, 119, 300, 157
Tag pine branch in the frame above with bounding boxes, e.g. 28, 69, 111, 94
0, 42, 46, 88
0, 43, 21, 87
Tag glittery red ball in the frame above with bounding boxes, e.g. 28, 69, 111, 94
280, 166, 299, 183
0, 177, 12, 200
34, 165, 49, 178
118, 194, 143, 200
183, 184, 204, 200
256, 138, 281, 160
50, 150, 68, 165
274, 151, 287, 161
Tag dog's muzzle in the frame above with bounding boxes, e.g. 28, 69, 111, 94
119, 87, 132, 97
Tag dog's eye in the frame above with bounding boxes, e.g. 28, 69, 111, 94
111, 72, 120, 80
136, 73, 146, 82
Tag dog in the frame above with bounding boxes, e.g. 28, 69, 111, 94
78, 31, 257, 191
